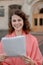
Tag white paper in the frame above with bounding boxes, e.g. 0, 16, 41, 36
1, 36, 26, 56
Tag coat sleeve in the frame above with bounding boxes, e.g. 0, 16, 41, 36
29, 38, 43, 65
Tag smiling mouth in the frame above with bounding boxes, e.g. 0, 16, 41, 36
14, 24, 21, 28
14, 26, 20, 28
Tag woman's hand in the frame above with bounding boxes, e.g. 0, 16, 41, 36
0, 54, 8, 62
0, 54, 8, 65
20, 56, 35, 65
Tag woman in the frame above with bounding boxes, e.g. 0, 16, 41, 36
0, 9, 42, 65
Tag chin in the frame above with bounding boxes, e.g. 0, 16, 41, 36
15, 27, 22, 31
15, 28, 22, 31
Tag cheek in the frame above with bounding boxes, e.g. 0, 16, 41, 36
20, 23, 23, 27
11, 22, 15, 26
11, 22, 15, 28
20, 21, 24, 26
22, 22, 24, 26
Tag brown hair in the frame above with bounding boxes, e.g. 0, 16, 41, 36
8, 9, 31, 34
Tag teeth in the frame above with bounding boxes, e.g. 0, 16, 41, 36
15, 25, 21, 27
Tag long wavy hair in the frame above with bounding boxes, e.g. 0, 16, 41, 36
8, 9, 31, 34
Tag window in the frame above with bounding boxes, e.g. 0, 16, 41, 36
39, 8, 43, 13
0, 6, 4, 17
34, 18, 37, 26
40, 18, 43, 26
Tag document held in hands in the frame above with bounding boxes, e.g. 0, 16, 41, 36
1, 36, 26, 56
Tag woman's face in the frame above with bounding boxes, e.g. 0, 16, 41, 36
11, 15, 24, 31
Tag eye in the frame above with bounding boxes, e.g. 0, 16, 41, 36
18, 19, 21, 22
13, 20, 16, 22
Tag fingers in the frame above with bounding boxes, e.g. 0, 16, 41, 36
0, 54, 8, 62
20, 56, 31, 64
23, 57, 30, 64
20, 56, 34, 65
21, 56, 31, 60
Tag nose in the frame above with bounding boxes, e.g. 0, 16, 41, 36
16, 21, 18, 25
16, 20, 19, 24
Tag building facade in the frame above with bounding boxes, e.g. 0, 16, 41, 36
0, 0, 43, 32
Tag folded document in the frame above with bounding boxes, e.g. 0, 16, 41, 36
1, 36, 26, 56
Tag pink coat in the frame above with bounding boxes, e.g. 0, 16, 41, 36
0, 32, 43, 65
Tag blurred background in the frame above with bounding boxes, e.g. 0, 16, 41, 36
0, 0, 43, 59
